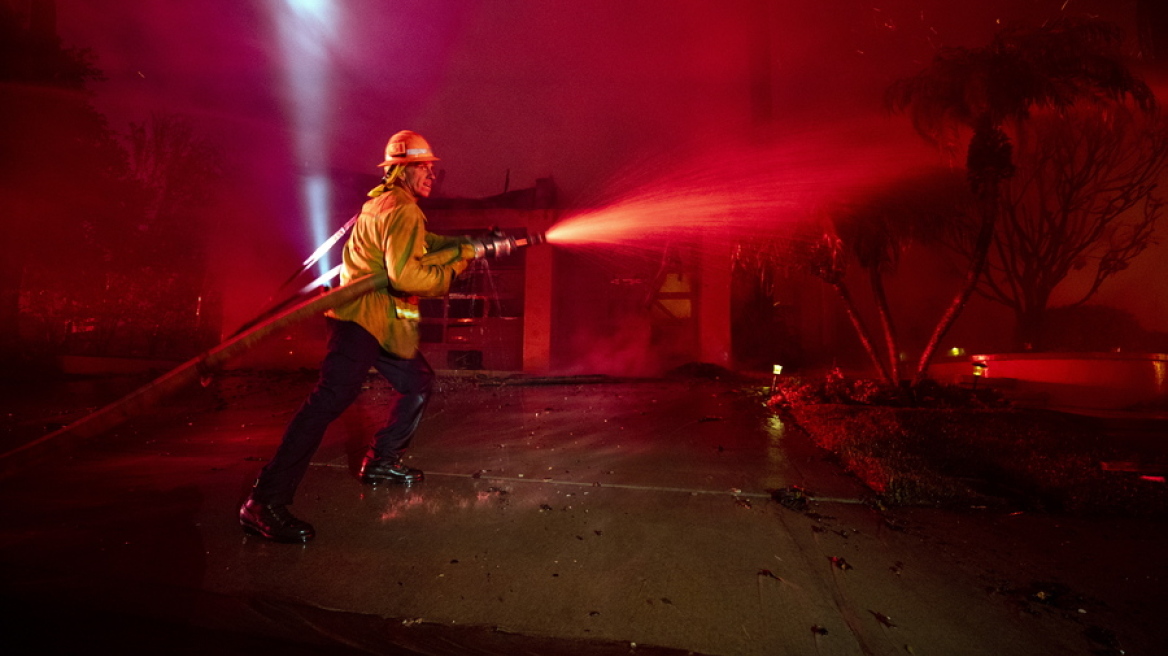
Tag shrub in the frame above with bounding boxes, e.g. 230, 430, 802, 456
772, 370, 1168, 515
767, 368, 1006, 410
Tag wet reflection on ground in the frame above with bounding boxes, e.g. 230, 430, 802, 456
3, 373, 1165, 655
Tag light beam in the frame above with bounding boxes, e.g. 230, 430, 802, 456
271, 0, 338, 278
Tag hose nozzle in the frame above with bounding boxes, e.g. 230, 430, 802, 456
471, 229, 548, 259
514, 231, 547, 248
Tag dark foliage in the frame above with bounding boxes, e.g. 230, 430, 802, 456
886, 16, 1155, 379
773, 371, 1168, 515
1, 8, 222, 364
767, 368, 1007, 410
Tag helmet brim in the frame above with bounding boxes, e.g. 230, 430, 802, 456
378, 155, 440, 168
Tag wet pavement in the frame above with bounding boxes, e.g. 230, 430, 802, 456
1, 371, 1166, 655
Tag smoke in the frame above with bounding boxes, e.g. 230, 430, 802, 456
559, 319, 663, 378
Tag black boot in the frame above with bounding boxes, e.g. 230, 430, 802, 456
239, 499, 315, 543
360, 456, 424, 485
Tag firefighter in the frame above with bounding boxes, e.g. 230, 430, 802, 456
240, 130, 481, 543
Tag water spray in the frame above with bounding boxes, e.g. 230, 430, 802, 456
539, 122, 940, 250
281, 214, 356, 288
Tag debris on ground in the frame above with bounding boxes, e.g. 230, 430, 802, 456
827, 556, 853, 571
757, 569, 784, 582
665, 362, 745, 381
772, 486, 811, 512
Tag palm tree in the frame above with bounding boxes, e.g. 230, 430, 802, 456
886, 17, 1155, 381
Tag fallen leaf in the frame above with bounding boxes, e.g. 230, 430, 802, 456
828, 556, 853, 571
757, 569, 783, 581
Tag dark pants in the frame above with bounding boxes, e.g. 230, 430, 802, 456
250, 318, 433, 506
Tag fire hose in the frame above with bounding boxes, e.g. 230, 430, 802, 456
0, 271, 387, 469
0, 229, 546, 469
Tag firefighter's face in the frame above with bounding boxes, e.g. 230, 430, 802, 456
402, 162, 437, 198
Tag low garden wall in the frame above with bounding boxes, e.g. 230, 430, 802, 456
930, 352, 1167, 411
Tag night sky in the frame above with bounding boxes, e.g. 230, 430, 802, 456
51, 0, 1164, 331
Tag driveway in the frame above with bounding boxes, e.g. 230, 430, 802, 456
1, 371, 1163, 655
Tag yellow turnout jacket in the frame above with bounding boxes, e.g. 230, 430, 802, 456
326, 185, 475, 358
